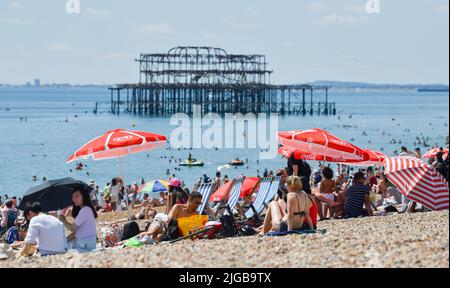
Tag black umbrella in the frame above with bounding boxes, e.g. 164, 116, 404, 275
18, 177, 92, 212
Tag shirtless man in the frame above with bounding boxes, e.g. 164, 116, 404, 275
121, 192, 203, 243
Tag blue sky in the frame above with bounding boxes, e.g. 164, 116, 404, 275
0, 0, 448, 85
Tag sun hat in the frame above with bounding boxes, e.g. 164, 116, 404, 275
169, 178, 181, 188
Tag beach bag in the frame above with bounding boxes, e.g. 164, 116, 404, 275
177, 215, 209, 237
4, 227, 19, 244
163, 219, 179, 241
218, 214, 238, 237
100, 225, 122, 247
122, 221, 140, 241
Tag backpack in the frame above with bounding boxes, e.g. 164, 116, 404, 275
5, 227, 19, 244
121, 221, 140, 241
218, 215, 238, 238
164, 219, 180, 241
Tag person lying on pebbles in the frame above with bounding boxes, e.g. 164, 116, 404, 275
115, 191, 204, 245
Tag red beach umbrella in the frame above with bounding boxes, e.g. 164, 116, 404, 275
422, 148, 449, 159
278, 146, 384, 166
384, 156, 449, 211
341, 149, 385, 167
67, 128, 167, 163
277, 128, 366, 161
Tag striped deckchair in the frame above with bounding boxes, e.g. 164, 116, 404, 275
263, 176, 282, 207
245, 177, 273, 219
223, 178, 244, 215
197, 182, 216, 214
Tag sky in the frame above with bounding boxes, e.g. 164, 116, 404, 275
0, 0, 448, 85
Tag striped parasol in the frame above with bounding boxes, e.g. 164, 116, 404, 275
422, 148, 449, 159
384, 156, 449, 211
139, 180, 169, 194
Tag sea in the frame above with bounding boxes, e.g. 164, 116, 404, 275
0, 87, 448, 198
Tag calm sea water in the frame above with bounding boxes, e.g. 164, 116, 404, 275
0, 87, 448, 197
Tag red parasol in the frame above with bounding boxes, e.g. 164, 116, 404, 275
67, 128, 167, 163
277, 128, 366, 161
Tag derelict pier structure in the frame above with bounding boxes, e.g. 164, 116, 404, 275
109, 46, 335, 116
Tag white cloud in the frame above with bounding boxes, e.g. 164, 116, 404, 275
134, 24, 176, 34
47, 43, 72, 52
433, 4, 449, 16
9, 2, 24, 9
308, 2, 327, 12
85, 8, 111, 16
317, 14, 370, 24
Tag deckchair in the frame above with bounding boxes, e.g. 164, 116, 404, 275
220, 178, 244, 216
263, 176, 282, 206
244, 177, 273, 219
196, 182, 217, 214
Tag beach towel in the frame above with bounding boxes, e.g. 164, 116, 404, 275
266, 229, 326, 237
177, 215, 208, 237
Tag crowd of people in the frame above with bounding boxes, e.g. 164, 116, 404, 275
1, 145, 448, 259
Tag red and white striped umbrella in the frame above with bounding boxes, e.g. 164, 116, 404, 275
277, 146, 384, 166
277, 128, 366, 161
422, 148, 449, 159
67, 128, 167, 163
384, 156, 449, 211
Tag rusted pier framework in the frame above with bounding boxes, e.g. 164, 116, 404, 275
109, 46, 336, 116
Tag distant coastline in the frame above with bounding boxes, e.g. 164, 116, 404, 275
0, 81, 448, 92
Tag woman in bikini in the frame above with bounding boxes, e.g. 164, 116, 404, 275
259, 176, 313, 235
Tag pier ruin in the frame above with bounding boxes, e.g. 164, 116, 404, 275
109, 46, 335, 116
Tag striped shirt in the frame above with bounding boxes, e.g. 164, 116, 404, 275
344, 182, 370, 218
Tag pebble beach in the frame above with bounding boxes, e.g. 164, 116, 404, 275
1, 210, 448, 268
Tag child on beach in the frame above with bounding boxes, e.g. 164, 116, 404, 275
313, 167, 338, 220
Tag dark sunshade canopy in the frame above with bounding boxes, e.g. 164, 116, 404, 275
18, 177, 91, 212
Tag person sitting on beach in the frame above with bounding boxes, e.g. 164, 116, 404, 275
98, 200, 113, 213
275, 169, 288, 201
0, 199, 18, 235
121, 192, 203, 243
59, 187, 98, 253
165, 178, 189, 214
433, 151, 448, 181
130, 193, 157, 220
259, 176, 313, 235
313, 167, 339, 220
19, 202, 66, 257
343, 172, 373, 218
